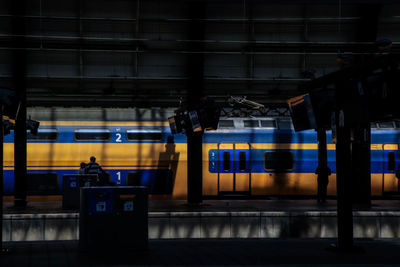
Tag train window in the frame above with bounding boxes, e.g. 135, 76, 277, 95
388, 152, 396, 172
261, 120, 276, 128
278, 120, 293, 129
27, 128, 58, 140
126, 129, 162, 141
238, 151, 246, 171
218, 120, 234, 128
27, 173, 58, 195
244, 120, 260, 128
126, 172, 142, 186
74, 128, 111, 141
223, 151, 231, 171
378, 122, 394, 129
263, 151, 294, 171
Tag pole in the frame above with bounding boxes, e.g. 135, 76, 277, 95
186, 0, 205, 205
351, 123, 371, 205
335, 109, 354, 249
12, 0, 28, 208
187, 132, 203, 204
317, 128, 329, 202
317, 129, 328, 167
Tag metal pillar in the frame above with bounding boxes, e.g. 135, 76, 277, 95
350, 5, 379, 207
12, 1, 28, 208
316, 128, 329, 202
317, 129, 328, 167
187, 132, 203, 204
351, 123, 371, 205
14, 102, 27, 208
351, 5, 378, 205
186, 1, 205, 205
335, 110, 354, 249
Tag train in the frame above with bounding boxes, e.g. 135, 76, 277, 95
3, 107, 400, 200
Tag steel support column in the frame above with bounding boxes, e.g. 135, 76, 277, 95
335, 109, 354, 249
316, 128, 330, 202
350, 5, 381, 206
317, 129, 328, 167
186, 1, 205, 205
12, 1, 28, 208
187, 132, 203, 204
351, 123, 371, 205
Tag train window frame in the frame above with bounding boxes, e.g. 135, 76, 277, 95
278, 120, 293, 130
126, 128, 163, 141
27, 172, 59, 195
263, 151, 295, 172
244, 120, 260, 128
74, 128, 112, 141
218, 120, 235, 128
238, 151, 247, 171
387, 152, 396, 172
378, 122, 395, 129
260, 120, 277, 128
126, 172, 142, 186
27, 128, 58, 141
223, 151, 231, 171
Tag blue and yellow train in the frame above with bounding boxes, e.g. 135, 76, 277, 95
3, 108, 400, 200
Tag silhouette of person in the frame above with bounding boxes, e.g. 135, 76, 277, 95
85, 156, 103, 174
78, 162, 86, 174
85, 156, 108, 185
154, 136, 180, 194
316, 165, 331, 203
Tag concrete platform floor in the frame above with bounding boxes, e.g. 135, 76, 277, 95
3, 199, 400, 214
1, 238, 400, 266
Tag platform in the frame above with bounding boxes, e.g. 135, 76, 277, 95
3, 199, 400, 241
1, 238, 400, 266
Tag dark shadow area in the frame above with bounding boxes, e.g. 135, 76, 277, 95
270, 122, 293, 192
2, 239, 400, 266
156, 136, 180, 192
126, 136, 179, 194
26, 172, 59, 195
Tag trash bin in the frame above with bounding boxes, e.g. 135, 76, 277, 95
62, 174, 98, 209
79, 186, 148, 251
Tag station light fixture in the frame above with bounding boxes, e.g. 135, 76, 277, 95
302, 68, 317, 79
336, 54, 352, 65
0, 88, 20, 120
376, 39, 392, 51
168, 97, 220, 135
26, 119, 40, 135
3, 119, 14, 136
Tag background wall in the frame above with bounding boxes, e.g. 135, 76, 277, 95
0, 0, 398, 108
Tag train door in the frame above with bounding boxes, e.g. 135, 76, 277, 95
382, 144, 399, 194
218, 143, 251, 196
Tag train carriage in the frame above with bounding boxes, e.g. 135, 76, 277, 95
3, 107, 400, 199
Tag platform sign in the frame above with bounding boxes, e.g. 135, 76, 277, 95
88, 188, 114, 215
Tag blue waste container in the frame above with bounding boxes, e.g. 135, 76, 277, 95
62, 174, 98, 209
79, 186, 148, 251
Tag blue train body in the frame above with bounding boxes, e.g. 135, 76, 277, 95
3, 115, 400, 198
